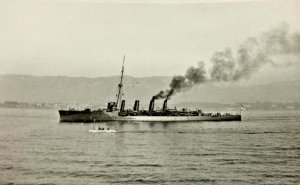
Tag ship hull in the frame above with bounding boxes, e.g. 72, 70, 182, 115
59, 110, 241, 122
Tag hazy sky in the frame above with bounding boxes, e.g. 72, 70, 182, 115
0, 0, 299, 83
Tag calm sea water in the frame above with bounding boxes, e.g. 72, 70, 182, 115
0, 108, 299, 185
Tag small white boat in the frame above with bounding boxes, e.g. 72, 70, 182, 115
89, 129, 117, 133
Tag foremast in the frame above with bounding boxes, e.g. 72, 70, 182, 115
115, 55, 125, 110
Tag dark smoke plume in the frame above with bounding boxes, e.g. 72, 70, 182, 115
210, 23, 300, 81
153, 62, 206, 100
154, 23, 300, 99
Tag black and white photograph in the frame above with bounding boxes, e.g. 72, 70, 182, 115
0, 0, 299, 184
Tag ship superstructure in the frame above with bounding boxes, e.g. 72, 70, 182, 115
58, 56, 241, 122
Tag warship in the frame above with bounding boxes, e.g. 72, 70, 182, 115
59, 56, 241, 122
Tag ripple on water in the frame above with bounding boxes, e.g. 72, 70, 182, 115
0, 109, 299, 185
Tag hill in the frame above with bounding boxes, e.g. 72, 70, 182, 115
1, 74, 299, 106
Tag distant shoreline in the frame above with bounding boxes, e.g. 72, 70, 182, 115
1, 101, 299, 111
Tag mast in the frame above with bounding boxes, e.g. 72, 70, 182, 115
115, 55, 125, 109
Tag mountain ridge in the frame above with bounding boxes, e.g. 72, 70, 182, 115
1, 74, 299, 104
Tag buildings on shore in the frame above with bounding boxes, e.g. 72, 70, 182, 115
1, 100, 300, 111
